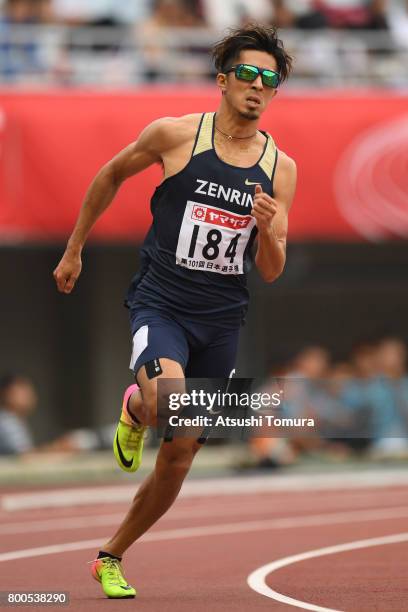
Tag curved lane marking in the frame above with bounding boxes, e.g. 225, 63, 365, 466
247, 532, 408, 612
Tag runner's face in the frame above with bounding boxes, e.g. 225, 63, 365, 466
218, 50, 278, 120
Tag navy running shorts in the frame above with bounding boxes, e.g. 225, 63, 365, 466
129, 307, 240, 381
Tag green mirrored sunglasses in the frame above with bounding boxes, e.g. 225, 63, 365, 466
226, 64, 280, 88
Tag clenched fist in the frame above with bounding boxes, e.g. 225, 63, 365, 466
251, 184, 277, 233
53, 249, 82, 294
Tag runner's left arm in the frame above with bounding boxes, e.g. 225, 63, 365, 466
53, 117, 182, 294
253, 154, 297, 282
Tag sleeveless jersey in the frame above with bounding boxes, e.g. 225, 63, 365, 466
125, 112, 278, 328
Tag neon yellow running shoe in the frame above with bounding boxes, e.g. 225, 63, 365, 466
90, 557, 136, 599
113, 384, 146, 473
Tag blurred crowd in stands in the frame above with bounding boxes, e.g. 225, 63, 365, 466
1, 336, 408, 471
0, 373, 115, 457
1, 0, 406, 31
249, 336, 408, 469
0, 0, 407, 85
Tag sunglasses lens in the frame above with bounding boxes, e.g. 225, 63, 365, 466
236, 65, 259, 81
235, 65, 280, 88
262, 71, 280, 88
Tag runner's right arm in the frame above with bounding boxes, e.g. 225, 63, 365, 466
53, 118, 177, 294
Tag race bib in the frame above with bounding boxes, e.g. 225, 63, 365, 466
175, 200, 256, 275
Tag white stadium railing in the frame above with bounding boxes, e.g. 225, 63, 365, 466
0, 25, 406, 88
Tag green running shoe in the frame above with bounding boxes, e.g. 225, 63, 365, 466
113, 384, 146, 473
91, 557, 136, 599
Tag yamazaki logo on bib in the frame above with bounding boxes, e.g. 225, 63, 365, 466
191, 205, 252, 229
176, 200, 256, 275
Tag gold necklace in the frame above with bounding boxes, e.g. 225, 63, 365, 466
215, 125, 258, 141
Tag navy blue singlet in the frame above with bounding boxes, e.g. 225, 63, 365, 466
125, 112, 278, 329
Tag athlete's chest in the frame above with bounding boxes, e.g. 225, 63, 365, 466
166, 157, 265, 275
173, 154, 271, 214
214, 136, 266, 168
151, 112, 276, 277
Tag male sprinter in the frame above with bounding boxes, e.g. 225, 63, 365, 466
54, 24, 296, 598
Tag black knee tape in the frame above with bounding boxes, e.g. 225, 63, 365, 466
145, 358, 163, 379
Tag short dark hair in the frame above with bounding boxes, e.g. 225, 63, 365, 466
0, 373, 20, 403
212, 24, 293, 83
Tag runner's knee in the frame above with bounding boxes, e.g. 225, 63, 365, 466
157, 439, 201, 476
136, 358, 185, 426
139, 388, 158, 426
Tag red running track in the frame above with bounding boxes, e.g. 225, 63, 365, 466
1, 477, 408, 611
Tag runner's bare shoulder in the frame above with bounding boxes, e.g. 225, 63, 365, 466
145, 114, 203, 156
276, 149, 297, 174
274, 149, 297, 208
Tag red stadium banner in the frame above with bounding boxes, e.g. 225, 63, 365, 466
0, 89, 407, 242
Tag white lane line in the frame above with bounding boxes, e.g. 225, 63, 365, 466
2, 503, 408, 537
247, 532, 408, 612
3, 470, 408, 511
2, 506, 408, 562
0, 502, 275, 535
0, 514, 125, 535
0, 490, 408, 534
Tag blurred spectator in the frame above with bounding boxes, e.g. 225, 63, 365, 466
279, 345, 331, 428
272, 347, 329, 425
140, 0, 209, 82
342, 337, 408, 457
388, 0, 408, 48
246, 347, 331, 470
246, 338, 408, 469
316, 0, 376, 29
270, 0, 328, 29
248, 361, 297, 470
142, 0, 204, 28
0, 372, 120, 456
0, 0, 49, 80
322, 360, 371, 454
291, 345, 331, 378
282, 346, 341, 451
202, 0, 271, 29
341, 340, 378, 424
1, 0, 34, 22
270, 0, 296, 29
0, 0, 53, 25
53, 1, 152, 85
350, 340, 378, 379
368, 337, 408, 456
51, 0, 149, 26
376, 336, 407, 378
0, 374, 36, 455
364, 0, 389, 30
269, 0, 389, 30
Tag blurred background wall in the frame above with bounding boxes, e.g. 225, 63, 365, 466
1, 240, 407, 443
0, 0, 407, 445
